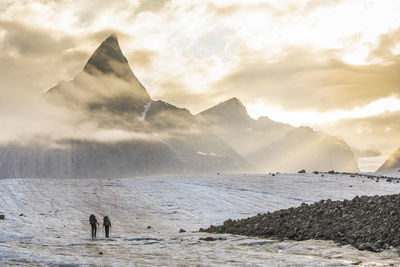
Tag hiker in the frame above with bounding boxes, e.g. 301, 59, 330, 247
103, 216, 112, 238
89, 214, 99, 238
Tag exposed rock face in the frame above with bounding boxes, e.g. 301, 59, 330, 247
377, 148, 400, 172
47, 35, 151, 117
0, 140, 182, 178
198, 99, 359, 172
197, 98, 293, 160
83, 35, 136, 80
201, 194, 400, 252
200, 97, 252, 125
0, 35, 249, 178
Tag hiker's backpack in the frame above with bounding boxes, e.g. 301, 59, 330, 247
103, 216, 110, 226
89, 214, 96, 225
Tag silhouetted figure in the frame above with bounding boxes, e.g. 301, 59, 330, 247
103, 216, 112, 238
89, 214, 99, 238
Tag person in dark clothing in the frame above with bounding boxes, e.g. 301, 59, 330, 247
103, 216, 112, 238
89, 214, 99, 238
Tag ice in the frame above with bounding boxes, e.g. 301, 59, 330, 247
138, 101, 152, 121
1, 173, 400, 266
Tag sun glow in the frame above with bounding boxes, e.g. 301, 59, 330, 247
247, 96, 400, 126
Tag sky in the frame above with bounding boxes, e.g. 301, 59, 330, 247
0, 0, 400, 151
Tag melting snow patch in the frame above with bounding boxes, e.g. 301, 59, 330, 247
139, 101, 152, 121
197, 151, 221, 157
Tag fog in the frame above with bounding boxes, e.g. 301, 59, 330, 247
318, 111, 400, 154
197, 98, 359, 173
0, 33, 392, 177
0, 46, 360, 177
0, 39, 248, 178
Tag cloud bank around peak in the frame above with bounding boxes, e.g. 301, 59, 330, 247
1, 0, 400, 131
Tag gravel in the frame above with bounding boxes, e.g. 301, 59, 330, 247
200, 194, 400, 252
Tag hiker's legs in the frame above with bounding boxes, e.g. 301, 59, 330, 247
91, 225, 96, 238
105, 226, 109, 238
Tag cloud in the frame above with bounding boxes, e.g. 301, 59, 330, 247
211, 0, 347, 18
1, 0, 400, 129
153, 79, 214, 113
319, 110, 400, 152
0, 19, 91, 97
369, 27, 400, 63
212, 46, 400, 112
135, 0, 171, 14
128, 49, 158, 68
0, 20, 75, 56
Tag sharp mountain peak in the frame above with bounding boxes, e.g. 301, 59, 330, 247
83, 34, 135, 81
203, 97, 247, 113
224, 97, 243, 105
46, 34, 152, 114
199, 97, 251, 123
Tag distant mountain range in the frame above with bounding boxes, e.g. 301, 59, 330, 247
0, 35, 360, 178
197, 98, 358, 173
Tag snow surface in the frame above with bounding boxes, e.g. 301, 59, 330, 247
197, 151, 220, 157
139, 101, 152, 121
1, 173, 400, 266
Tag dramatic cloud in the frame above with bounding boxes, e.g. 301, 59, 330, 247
1, 0, 400, 127
318, 110, 400, 153
214, 47, 400, 112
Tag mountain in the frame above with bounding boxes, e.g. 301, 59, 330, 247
47, 35, 151, 118
0, 35, 248, 178
0, 34, 359, 177
198, 98, 293, 158
377, 148, 400, 172
198, 98, 359, 172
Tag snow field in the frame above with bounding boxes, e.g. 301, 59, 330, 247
1, 173, 400, 266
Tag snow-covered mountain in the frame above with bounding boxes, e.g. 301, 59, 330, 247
0, 35, 248, 178
0, 34, 359, 177
198, 98, 359, 172
377, 148, 400, 172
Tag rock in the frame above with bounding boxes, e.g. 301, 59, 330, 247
200, 237, 225, 241
0, 214, 4, 220
351, 261, 362, 265
298, 169, 306, 174
98, 252, 103, 255
328, 170, 335, 174
313, 171, 319, 174
147, 226, 152, 229
200, 193, 400, 252
200, 237, 217, 241
179, 229, 186, 233
19, 213, 24, 217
